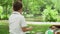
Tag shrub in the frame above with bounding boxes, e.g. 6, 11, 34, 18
42, 6, 58, 22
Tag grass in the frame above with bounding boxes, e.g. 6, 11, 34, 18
28, 24, 51, 34
0, 20, 9, 34
0, 25, 9, 34
0, 20, 51, 34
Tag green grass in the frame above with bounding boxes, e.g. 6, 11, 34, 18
0, 20, 51, 34
28, 24, 51, 34
0, 20, 9, 34
0, 25, 9, 34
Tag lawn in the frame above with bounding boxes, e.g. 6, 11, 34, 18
0, 20, 9, 34
28, 24, 51, 34
0, 20, 51, 34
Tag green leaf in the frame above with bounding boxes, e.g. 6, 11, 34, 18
0, 6, 3, 15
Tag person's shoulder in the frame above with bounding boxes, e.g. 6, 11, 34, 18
20, 15, 25, 19
15, 14, 24, 18
9, 14, 20, 19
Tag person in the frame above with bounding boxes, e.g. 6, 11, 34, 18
54, 25, 60, 34
9, 1, 32, 34
45, 25, 57, 34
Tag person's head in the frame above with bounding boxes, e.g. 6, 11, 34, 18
13, 1, 22, 14
50, 25, 57, 30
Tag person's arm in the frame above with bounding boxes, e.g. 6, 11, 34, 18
20, 16, 32, 32
22, 26, 32, 32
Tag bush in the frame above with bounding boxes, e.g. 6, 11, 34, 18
42, 6, 58, 22
0, 6, 3, 15
1, 14, 9, 20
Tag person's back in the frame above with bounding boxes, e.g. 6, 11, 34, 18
9, 11, 25, 34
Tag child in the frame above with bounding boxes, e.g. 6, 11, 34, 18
9, 1, 32, 34
45, 25, 57, 34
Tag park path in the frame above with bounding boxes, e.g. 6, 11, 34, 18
26, 22, 60, 25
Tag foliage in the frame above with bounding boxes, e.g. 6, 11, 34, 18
42, 6, 58, 22
0, 0, 60, 22
0, 6, 3, 15
0, 0, 12, 20
51, 0, 60, 13
23, 0, 45, 16
0, 6, 3, 19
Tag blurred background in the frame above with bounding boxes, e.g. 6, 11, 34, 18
0, 0, 60, 34
0, 0, 60, 22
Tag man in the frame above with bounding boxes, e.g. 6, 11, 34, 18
45, 25, 57, 34
9, 1, 32, 34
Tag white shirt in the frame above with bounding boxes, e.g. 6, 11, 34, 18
9, 11, 27, 34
